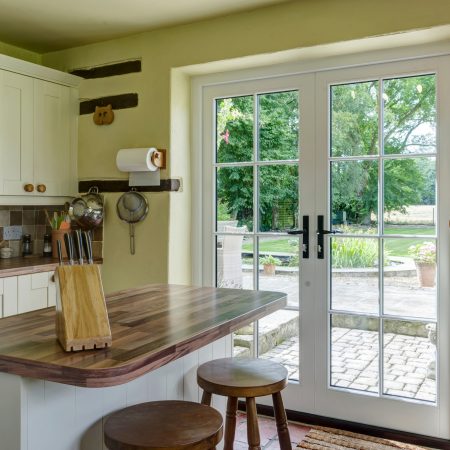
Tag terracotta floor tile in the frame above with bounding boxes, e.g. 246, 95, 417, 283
287, 422, 310, 443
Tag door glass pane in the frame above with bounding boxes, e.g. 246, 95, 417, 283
383, 75, 436, 155
258, 236, 299, 380
258, 91, 299, 161
331, 236, 379, 315
383, 238, 436, 320
384, 157, 436, 235
216, 166, 253, 232
259, 165, 299, 232
330, 81, 379, 157
331, 160, 378, 233
331, 314, 379, 393
216, 95, 253, 163
383, 319, 436, 402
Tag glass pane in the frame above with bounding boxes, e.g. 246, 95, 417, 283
234, 322, 255, 358
216, 96, 253, 163
383, 238, 436, 320
331, 314, 379, 393
383, 319, 436, 402
383, 75, 436, 155
331, 237, 379, 315
216, 166, 253, 231
216, 234, 251, 290
258, 236, 299, 380
331, 160, 378, 232
384, 157, 436, 235
258, 91, 299, 161
331, 81, 379, 157
259, 165, 298, 232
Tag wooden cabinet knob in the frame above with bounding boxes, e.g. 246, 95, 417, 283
24, 183, 34, 192
37, 184, 46, 193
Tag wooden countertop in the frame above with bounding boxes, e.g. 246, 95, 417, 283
0, 256, 103, 278
0, 284, 286, 388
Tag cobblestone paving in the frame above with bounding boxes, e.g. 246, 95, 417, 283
260, 329, 436, 403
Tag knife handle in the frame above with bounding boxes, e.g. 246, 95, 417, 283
57, 240, 63, 266
83, 231, 94, 264
64, 233, 74, 265
74, 230, 84, 265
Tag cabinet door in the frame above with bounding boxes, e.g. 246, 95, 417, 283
3, 277, 18, 317
18, 272, 48, 314
0, 279, 3, 318
0, 71, 34, 195
34, 80, 71, 196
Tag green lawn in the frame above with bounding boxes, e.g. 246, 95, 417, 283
242, 238, 294, 253
241, 226, 435, 257
384, 226, 435, 257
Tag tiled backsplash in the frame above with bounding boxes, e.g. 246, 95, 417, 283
0, 205, 103, 258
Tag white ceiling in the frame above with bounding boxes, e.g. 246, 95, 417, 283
0, 0, 289, 53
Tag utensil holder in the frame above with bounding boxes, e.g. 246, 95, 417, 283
52, 229, 71, 258
55, 264, 112, 352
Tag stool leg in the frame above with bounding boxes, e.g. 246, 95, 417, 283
201, 390, 212, 406
224, 396, 238, 450
272, 392, 291, 450
246, 397, 261, 450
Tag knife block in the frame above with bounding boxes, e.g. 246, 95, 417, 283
55, 264, 112, 352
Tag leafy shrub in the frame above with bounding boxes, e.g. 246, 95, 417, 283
332, 237, 379, 268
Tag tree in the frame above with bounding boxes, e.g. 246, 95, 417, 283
216, 75, 436, 229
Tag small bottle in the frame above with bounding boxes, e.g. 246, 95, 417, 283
22, 234, 32, 256
43, 234, 52, 257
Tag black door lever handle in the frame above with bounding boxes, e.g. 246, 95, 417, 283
317, 215, 342, 259
287, 216, 309, 259
287, 229, 305, 235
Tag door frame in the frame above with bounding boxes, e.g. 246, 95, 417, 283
191, 46, 450, 438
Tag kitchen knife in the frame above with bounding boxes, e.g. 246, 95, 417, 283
82, 231, 94, 264
73, 230, 84, 265
64, 233, 74, 265
57, 240, 63, 266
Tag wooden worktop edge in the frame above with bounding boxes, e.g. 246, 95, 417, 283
0, 294, 286, 387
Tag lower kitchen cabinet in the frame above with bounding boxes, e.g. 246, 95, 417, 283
2, 271, 56, 317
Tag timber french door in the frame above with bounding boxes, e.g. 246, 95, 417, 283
200, 56, 450, 437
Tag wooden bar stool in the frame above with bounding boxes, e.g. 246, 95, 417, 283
104, 400, 223, 450
197, 358, 291, 450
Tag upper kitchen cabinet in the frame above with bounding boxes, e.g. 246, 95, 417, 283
0, 54, 80, 203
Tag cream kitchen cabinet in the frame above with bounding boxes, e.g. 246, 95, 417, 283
1, 271, 56, 317
0, 55, 80, 202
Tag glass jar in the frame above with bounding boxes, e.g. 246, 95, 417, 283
43, 234, 52, 257
22, 234, 32, 256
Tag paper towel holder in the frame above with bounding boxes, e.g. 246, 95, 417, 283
116, 148, 166, 187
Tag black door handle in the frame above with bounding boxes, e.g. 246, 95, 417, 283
317, 215, 342, 259
287, 215, 309, 259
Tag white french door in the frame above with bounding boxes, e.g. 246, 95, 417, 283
198, 55, 450, 438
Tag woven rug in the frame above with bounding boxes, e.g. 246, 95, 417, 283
297, 426, 427, 449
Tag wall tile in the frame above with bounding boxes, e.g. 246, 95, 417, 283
10, 211, 22, 226
0, 211, 9, 227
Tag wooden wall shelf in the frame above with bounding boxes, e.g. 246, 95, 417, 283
78, 179, 181, 193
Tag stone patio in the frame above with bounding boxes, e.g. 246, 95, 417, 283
235, 266, 437, 403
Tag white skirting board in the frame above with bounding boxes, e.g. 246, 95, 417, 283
0, 335, 232, 450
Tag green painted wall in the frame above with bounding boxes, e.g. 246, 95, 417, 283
0, 40, 41, 64
39, 0, 450, 293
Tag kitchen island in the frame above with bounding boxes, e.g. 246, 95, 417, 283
0, 284, 286, 450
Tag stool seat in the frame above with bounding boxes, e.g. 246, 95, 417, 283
197, 358, 291, 450
104, 400, 223, 450
197, 357, 288, 398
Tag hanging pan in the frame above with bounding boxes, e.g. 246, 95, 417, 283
116, 190, 149, 255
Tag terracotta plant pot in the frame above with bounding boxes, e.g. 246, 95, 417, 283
415, 262, 436, 287
263, 263, 276, 276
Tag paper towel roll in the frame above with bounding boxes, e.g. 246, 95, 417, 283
116, 148, 159, 172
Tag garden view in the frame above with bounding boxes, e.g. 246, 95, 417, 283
215, 74, 437, 402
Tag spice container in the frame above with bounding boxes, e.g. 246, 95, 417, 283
22, 234, 32, 256
43, 234, 52, 257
